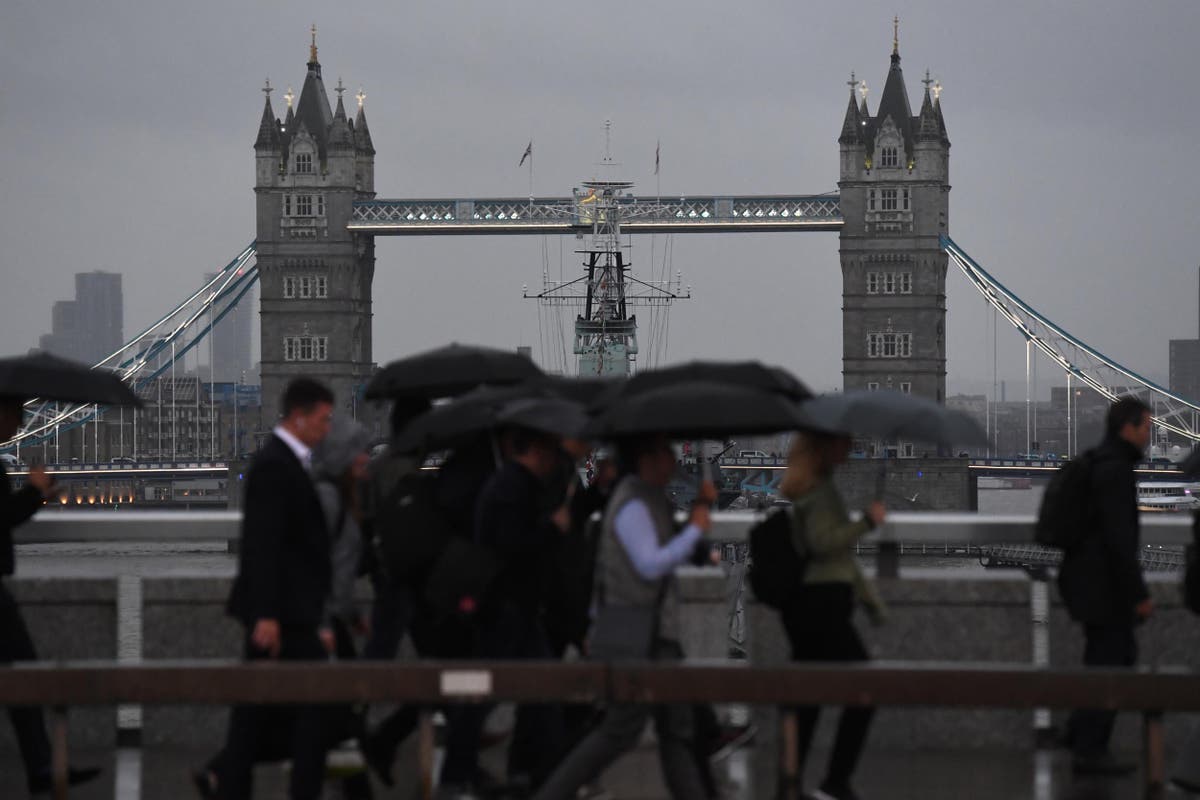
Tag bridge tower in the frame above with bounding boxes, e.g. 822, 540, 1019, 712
253, 30, 376, 424
838, 25, 950, 407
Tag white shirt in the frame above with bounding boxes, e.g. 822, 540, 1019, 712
272, 424, 312, 471
613, 499, 702, 581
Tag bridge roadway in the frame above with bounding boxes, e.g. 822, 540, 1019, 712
348, 194, 844, 235
716, 455, 1187, 479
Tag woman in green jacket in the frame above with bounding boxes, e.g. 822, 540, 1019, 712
778, 432, 886, 800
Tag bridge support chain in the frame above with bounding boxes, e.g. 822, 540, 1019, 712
418, 709, 436, 800
1143, 710, 1165, 800
51, 705, 68, 800
779, 708, 801, 800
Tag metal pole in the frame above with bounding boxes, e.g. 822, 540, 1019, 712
157, 378, 162, 460
209, 304, 215, 460
992, 307, 999, 455
171, 343, 176, 462
1066, 372, 1073, 458
1025, 339, 1032, 455
120, 406, 124, 457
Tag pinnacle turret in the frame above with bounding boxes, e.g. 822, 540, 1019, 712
839, 87, 863, 145
255, 89, 279, 150
354, 90, 375, 155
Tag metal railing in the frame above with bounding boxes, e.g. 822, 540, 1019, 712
5, 658, 1196, 800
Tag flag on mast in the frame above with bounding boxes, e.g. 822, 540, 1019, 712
654, 140, 660, 175
519, 140, 533, 167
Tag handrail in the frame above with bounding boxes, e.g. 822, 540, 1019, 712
20, 509, 1194, 546
6, 658, 1194, 799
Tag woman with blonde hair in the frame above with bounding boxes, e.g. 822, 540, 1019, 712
777, 431, 885, 800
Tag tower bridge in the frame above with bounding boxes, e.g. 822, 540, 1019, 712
7, 24, 1200, 454
248, 25, 950, 422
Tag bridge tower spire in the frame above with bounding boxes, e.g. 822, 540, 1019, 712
254, 36, 377, 425
838, 29, 951, 436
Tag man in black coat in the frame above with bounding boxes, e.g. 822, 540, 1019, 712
0, 397, 101, 794
198, 378, 336, 800
438, 427, 568, 796
1058, 396, 1154, 775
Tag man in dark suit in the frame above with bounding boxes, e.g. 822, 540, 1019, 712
198, 378, 336, 800
1058, 396, 1154, 776
0, 396, 101, 794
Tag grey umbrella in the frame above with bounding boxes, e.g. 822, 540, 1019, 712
0, 352, 141, 407
797, 390, 988, 448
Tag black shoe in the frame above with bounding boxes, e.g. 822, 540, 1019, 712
1071, 754, 1136, 776
360, 731, 395, 787
191, 768, 219, 799
29, 766, 103, 794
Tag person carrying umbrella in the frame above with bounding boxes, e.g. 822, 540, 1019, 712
777, 431, 886, 800
0, 353, 130, 794
531, 433, 717, 800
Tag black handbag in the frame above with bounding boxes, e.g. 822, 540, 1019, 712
588, 575, 669, 659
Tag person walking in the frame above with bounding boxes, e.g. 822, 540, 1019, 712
1058, 396, 1154, 776
438, 426, 570, 798
196, 378, 336, 800
0, 396, 101, 795
777, 431, 886, 800
531, 435, 714, 800
312, 415, 374, 800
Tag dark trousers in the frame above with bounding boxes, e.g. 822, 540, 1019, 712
783, 583, 875, 792
1067, 623, 1137, 758
441, 605, 564, 788
0, 582, 52, 789
363, 574, 422, 763
216, 625, 330, 800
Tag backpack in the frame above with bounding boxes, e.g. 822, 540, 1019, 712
747, 506, 808, 610
1184, 514, 1200, 615
1035, 449, 1097, 550
369, 468, 456, 585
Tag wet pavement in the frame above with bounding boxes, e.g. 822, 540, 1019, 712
2, 743, 1197, 799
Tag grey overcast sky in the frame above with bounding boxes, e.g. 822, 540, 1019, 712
2, 0, 1198, 398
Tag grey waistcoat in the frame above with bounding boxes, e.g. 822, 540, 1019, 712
597, 475, 681, 643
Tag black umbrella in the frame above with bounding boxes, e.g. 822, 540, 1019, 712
391, 385, 537, 454
0, 352, 141, 407
616, 360, 812, 404
796, 389, 989, 448
365, 343, 544, 401
496, 396, 590, 439
585, 380, 806, 440
533, 374, 625, 408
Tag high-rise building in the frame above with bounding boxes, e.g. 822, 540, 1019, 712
37, 271, 123, 365
204, 272, 255, 383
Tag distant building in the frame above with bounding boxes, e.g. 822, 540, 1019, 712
38, 271, 123, 365
131, 377, 222, 460
1170, 339, 1200, 406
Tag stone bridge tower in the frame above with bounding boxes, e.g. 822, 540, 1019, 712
253, 31, 376, 425
838, 28, 950, 415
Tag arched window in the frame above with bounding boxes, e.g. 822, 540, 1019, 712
880, 146, 898, 168
295, 152, 313, 174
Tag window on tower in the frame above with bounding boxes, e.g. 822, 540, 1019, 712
880, 189, 898, 211
899, 272, 913, 294
315, 276, 328, 298
296, 195, 313, 216
867, 332, 913, 359
295, 153, 313, 174
866, 272, 880, 294
881, 147, 898, 168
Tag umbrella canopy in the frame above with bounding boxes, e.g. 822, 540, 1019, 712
796, 389, 989, 448
391, 385, 536, 454
585, 380, 806, 440
496, 396, 590, 439
533, 374, 625, 408
616, 360, 811, 404
0, 352, 141, 407
365, 343, 544, 401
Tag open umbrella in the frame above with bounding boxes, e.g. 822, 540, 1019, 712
0, 352, 141, 406
391, 385, 536, 454
533, 374, 625, 408
585, 380, 806, 440
616, 360, 811, 404
365, 343, 543, 401
495, 396, 590, 439
796, 389, 988, 448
